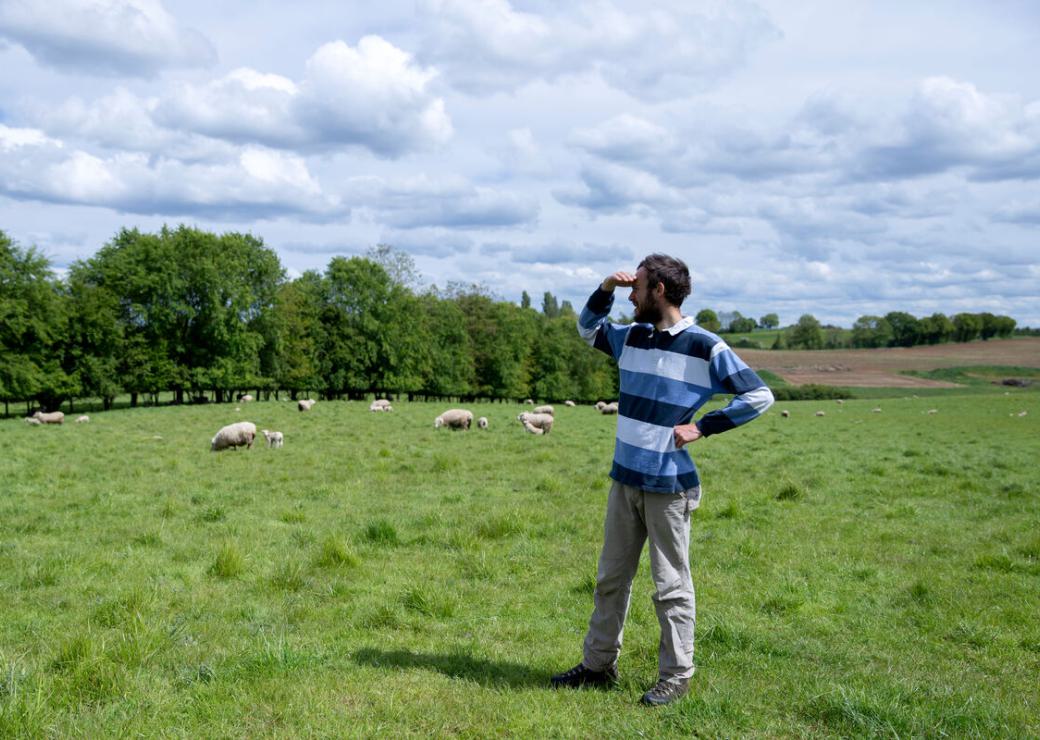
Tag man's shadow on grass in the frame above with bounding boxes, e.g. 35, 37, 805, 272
352, 647, 546, 689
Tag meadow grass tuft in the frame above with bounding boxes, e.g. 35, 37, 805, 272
314, 536, 360, 568
361, 519, 399, 546
775, 480, 804, 501
209, 541, 245, 579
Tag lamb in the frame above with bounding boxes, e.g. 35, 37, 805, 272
517, 412, 553, 434
261, 429, 284, 448
434, 409, 474, 430
369, 399, 393, 412
33, 411, 64, 425
238, 394, 254, 402
298, 399, 316, 412
594, 401, 606, 411
23, 417, 42, 425
524, 398, 534, 405
927, 409, 938, 415
75, 415, 90, 423
522, 420, 545, 435
533, 405, 554, 416
564, 400, 576, 407
599, 402, 619, 415
872, 407, 882, 413
477, 416, 489, 430
781, 410, 790, 418
815, 410, 825, 417
210, 421, 257, 451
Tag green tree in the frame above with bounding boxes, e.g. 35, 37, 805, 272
695, 308, 721, 333
520, 291, 532, 310
542, 291, 560, 319
884, 311, 920, 347
727, 312, 756, 333
918, 313, 954, 345
952, 312, 982, 342
271, 272, 324, 397
759, 313, 779, 330
851, 315, 893, 348
789, 314, 823, 349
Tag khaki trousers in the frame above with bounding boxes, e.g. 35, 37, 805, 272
582, 480, 699, 682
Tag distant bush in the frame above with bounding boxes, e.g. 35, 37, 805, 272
771, 384, 846, 401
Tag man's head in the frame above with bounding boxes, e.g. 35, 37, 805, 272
629, 254, 691, 324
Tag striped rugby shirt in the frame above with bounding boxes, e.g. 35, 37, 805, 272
578, 287, 775, 493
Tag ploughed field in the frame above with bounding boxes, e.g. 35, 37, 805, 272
1, 391, 1038, 736
741, 337, 1040, 387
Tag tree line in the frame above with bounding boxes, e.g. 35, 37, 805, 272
1, 226, 618, 415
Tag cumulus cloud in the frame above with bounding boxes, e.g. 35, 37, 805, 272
0, 0, 216, 76
0, 125, 342, 220
554, 160, 684, 213
378, 228, 475, 258
345, 174, 538, 229
414, 0, 780, 99
480, 240, 633, 264
51, 36, 453, 157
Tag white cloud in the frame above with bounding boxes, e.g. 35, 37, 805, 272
0, 0, 216, 76
414, 0, 780, 99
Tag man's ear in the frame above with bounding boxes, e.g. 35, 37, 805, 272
653, 281, 666, 298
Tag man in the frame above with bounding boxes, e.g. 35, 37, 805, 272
551, 253, 774, 706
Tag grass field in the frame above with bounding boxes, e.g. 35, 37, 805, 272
2, 392, 1039, 736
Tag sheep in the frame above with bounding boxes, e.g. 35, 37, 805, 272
524, 398, 534, 405
594, 401, 606, 411
210, 421, 257, 451
517, 412, 553, 434
564, 400, 576, 407
261, 429, 284, 448
815, 410, 825, 417
871, 407, 882, 413
75, 415, 90, 423
781, 410, 790, 418
1018, 410, 1028, 417
927, 409, 938, 415
434, 409, 474, 430
23, 417, 42, 425
836, 399, 844, 405
369, 399, 393, 412
599, 402, 619, 415
533, 404, 555, 416
522, 420, 545, 435
476, 416, 489, 430
298, 399, 316, 412
33, 411, 64, 425
238, 394, 254, 402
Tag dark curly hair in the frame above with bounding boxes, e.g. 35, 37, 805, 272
639, 253, 691, 307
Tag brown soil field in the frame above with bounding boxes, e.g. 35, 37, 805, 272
740, 337, 1040, 388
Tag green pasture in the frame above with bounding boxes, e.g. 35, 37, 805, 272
1, 393, 1038, 736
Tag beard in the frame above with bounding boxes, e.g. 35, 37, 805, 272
633, 298, 662, 325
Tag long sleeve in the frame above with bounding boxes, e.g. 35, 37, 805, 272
577, 287, 631, 360
696, 342, 774, 436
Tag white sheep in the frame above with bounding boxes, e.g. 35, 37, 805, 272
836, 399, 845, 405
781, 410, 790, 418
298, 399, 316, 412
599, 402, 619, 415
815, 410, 825, 417
369, 399, 393, 412
33, 411, 64, 425
261, 429, 284, 448
927, 409, 938, 415
533, 404, 554, 416
477, 416, 489, 430
564, 400, 576, 407
434, 409, 474, 430
594, 401, 606, 411
522, 420, 544, 435
872, 407, 882, 413
23, 417, 42, 425
75, 415, 90, 423
517, 411, 553, 434
524, 398, 534, 405
211, 421, 257, 451
238, 394, 254, 402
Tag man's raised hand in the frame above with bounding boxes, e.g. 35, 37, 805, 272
602, 271, 637, 291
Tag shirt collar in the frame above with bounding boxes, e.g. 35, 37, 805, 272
659, 315, 694, 336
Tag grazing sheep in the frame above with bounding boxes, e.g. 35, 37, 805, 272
477, 416, 489, 430
210, 421, 257, 451
781, 410, 790, 418
261, 429, 284, 448
927, 409, 938, 415
75, 415, 90, 423
564, 400, 576, 407
872, 407, 882, 413
1018, 410, 1028, 417
600, 402, 619, 415
595, 401, 606, 411
524, 398, 534, 405
522, 420, 545, 435
23, 417, 42, 425
815, 410, 825, 417
836, 399, 844, 405
517, 412, 553, 434
298, 399, 316, 412
434, 409, 474, 430
33, 411, 64, 425
369, 399, 393, 412
533, 404, 555, 416
238, 394, 254, 402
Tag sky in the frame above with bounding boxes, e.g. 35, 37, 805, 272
1, 0, 1039, 327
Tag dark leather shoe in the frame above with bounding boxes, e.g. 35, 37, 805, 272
550, 662, 619, 689
640, 678, 689, 706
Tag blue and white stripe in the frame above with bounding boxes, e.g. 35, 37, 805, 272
578, 287, 774, 493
